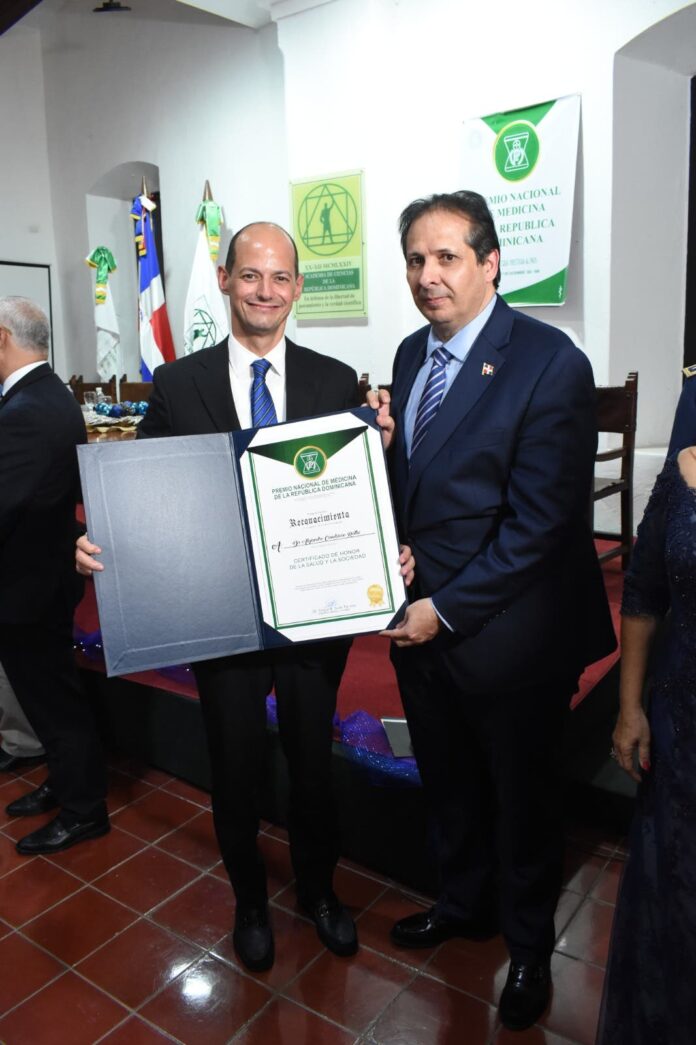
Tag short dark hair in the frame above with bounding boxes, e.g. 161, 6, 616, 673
398, 190, 501, 289
225, 222, 299, 277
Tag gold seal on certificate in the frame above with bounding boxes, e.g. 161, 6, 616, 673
367, 584, 384, 606
239, 411, 405, 643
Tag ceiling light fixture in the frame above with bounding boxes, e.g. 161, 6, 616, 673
93, 2, 132, 13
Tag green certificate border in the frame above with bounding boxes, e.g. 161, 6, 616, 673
247, 429, 395, 630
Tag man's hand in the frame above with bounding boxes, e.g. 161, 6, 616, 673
612, 708, 651, 783
76, 533, 104, 576
381, 597, 441, 646
366, 387, 394, 451
399, 544, 415, 587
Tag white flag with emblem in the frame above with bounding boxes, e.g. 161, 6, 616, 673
183, 224, 229, 355
95, 283, 121, 381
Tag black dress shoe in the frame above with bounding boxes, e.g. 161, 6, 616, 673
301, 895, 358, 957
498, 960, 552, 1030
233, 906, 274, 971
6, 780, 58, 818
391, 906, 498, 948
16, 813, 110, 855
0, 749, 45, 773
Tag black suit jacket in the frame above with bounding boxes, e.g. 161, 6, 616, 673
0, 364, 86, 624
390, 297, 616, 691
137, 337, 360, 439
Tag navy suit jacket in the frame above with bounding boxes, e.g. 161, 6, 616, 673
0, 363, 86, 624
390, 297, 616, 692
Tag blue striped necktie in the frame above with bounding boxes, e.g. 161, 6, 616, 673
250, 358, 277, 427
411, 345, 452, 454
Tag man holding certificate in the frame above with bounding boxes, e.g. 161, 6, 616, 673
77, 222, 413, 972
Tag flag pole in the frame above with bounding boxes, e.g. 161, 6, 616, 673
137, 177, 148, 390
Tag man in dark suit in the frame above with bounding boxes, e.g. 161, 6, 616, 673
372, 193, 616, 1030
78, 223, 412, 971
0, 296, 108, 853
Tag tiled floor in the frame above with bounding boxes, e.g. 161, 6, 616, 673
0, 757, 624, 1044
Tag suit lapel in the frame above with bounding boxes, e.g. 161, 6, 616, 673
0, 363, 52, 411
391, 332, 428, 503
285, 339, 321, 421
405, 298, 513, 511
191, 339, 240, 431
392, 333, 428, 422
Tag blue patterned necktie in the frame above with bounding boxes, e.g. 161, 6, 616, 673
411, 345, 452, 454
250, 358, 277, 427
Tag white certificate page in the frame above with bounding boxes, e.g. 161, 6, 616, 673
239, 411, 405, 644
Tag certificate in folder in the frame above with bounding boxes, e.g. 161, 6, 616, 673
77, 407, 406, 676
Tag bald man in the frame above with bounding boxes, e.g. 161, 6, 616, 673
77, 223, 412, 971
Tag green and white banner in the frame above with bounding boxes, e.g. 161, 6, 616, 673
462, 95, 580, 306
291, 171, 366, 320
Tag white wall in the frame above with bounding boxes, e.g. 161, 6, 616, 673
0, 27, 65, 373
1, 0, 694, 443
610, 56, 690, 446
276, 0, 695, 402
33, 7, 289, 378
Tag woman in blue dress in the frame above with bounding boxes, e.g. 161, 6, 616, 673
597, 451, 696, 1044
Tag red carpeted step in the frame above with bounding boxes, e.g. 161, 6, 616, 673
74, 539, 625, 715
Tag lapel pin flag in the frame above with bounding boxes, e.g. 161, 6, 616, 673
482, 362, 496, 376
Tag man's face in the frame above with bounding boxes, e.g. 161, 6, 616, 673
218, 224, 303, 348
405, 209, 499, 341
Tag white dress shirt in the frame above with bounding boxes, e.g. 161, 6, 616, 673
2, 360, 47, 397
227, 335, 286, 428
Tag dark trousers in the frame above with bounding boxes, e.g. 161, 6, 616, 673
394, 643, 573, 962
193, 639, 350, 908
0, 619, 107, 824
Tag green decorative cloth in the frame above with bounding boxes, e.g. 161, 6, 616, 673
85, 246, 117, 304
196, 200, 222, 263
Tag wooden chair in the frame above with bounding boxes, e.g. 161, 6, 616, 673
119, 381, 152, 403
592, 371, 638, 570
69, 374, 119, 402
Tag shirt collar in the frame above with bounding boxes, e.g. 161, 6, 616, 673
426, 294, 497, 361
228, 334, 286, 379
2, 359, 47, 396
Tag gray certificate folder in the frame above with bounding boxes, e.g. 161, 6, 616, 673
78, 409, 404, 677
78, 433, 263, 676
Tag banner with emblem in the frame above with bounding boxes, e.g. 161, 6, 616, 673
290, 171, 366, 320
85, 246, 120, 382
183, 187, 229, 355
461, 95, 580, 306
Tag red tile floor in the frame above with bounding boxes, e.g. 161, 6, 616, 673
0, 757, 623, 1045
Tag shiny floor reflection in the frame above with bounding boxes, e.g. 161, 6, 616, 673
0, 757, 622, 1044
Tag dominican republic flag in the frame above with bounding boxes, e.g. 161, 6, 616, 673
130, 194, 176, 380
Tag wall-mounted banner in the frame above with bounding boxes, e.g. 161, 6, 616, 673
462, 95, 580, 306
291, 171, 366, 320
